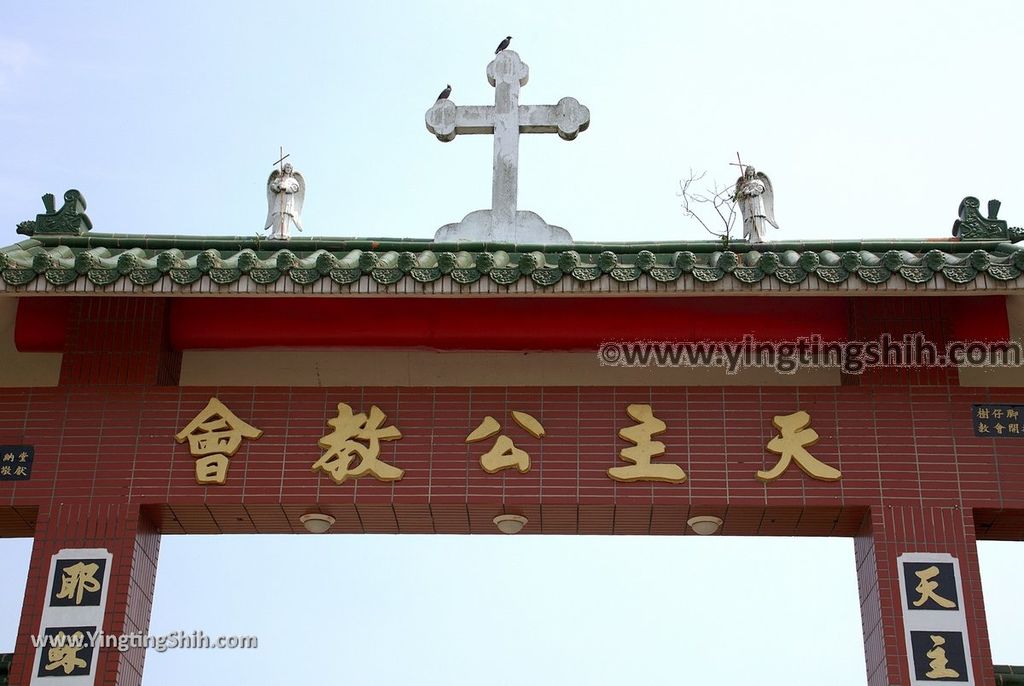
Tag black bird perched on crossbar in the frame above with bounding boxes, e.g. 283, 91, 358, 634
495, 36, 512, 54
436, 84, 452, 101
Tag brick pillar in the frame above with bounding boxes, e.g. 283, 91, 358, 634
9, 503, 160, 686
856, 505, 994, 686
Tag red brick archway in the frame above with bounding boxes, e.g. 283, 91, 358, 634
2, 297, 1022, 685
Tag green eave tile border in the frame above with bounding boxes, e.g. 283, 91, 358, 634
2, 234, 1024, 290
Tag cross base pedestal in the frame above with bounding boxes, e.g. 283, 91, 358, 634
433, 209, 573, 244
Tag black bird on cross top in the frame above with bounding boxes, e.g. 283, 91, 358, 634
436, 84, 452, 101
495, 36, 512, 54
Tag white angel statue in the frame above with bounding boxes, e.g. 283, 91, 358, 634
264, 162, 305, 238
734, 165, 777, 243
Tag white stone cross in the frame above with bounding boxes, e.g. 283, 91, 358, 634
425, 50, 590, 243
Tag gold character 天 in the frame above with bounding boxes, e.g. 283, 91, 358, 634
757, 410, 841, 482
913, 566, 956, 609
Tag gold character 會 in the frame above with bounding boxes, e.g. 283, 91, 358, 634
608, 404, 685, 483
175, 397, 263, 486
757, 410, 841, 482
313, 403, 404, 484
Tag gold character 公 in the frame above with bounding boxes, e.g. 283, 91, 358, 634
608, 404, 685, 483
313, 403, 404, 484
466, 411, 544, 474
757, 410, 841, 482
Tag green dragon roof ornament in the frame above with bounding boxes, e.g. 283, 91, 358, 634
16, 190, 92, 237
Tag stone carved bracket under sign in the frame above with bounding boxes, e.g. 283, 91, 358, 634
425, 49, 590, 244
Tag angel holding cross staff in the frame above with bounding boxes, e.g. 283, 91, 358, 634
678, 153, 778, 246
264, 148, 305, 239
731, 153, 778, 243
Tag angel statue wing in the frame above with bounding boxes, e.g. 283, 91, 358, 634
264, 169, 281, 231
757, 171, 778, 229
290, 170, 306, 232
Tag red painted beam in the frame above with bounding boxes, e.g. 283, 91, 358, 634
168, 297, 850, 350
14, 297, 70, 352
12, 295, 1009, 352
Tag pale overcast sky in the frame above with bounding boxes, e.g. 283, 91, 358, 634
1, 1, 1023, 684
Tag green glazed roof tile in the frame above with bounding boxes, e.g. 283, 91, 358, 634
2, 232, 1024, 291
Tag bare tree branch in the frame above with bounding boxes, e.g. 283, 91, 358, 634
678, 169, 738, 246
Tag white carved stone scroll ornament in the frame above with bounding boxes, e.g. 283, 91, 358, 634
425, 50, 590, 243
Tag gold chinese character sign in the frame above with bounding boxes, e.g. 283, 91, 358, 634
175, 398, 263, 486
43, 631, 89, 675
56, 562, 101, 605
312, 403, 404, 484
757, 410, 841, 482
910, 630, 969, 682
973, 403, 1024, 438
913, 566, 957, 609
608, 404, 686, 483
466, 410, 544, 474
0, 444, 33, 481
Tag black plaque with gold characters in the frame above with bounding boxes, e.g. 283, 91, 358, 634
910, 631, 969, 682
902, 561, 959, 611
972, 404, 1024, 437
49, 558, 107, 607
0, 445, 32, 481
35, 626, 96, 678
898, 552, 975, 685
